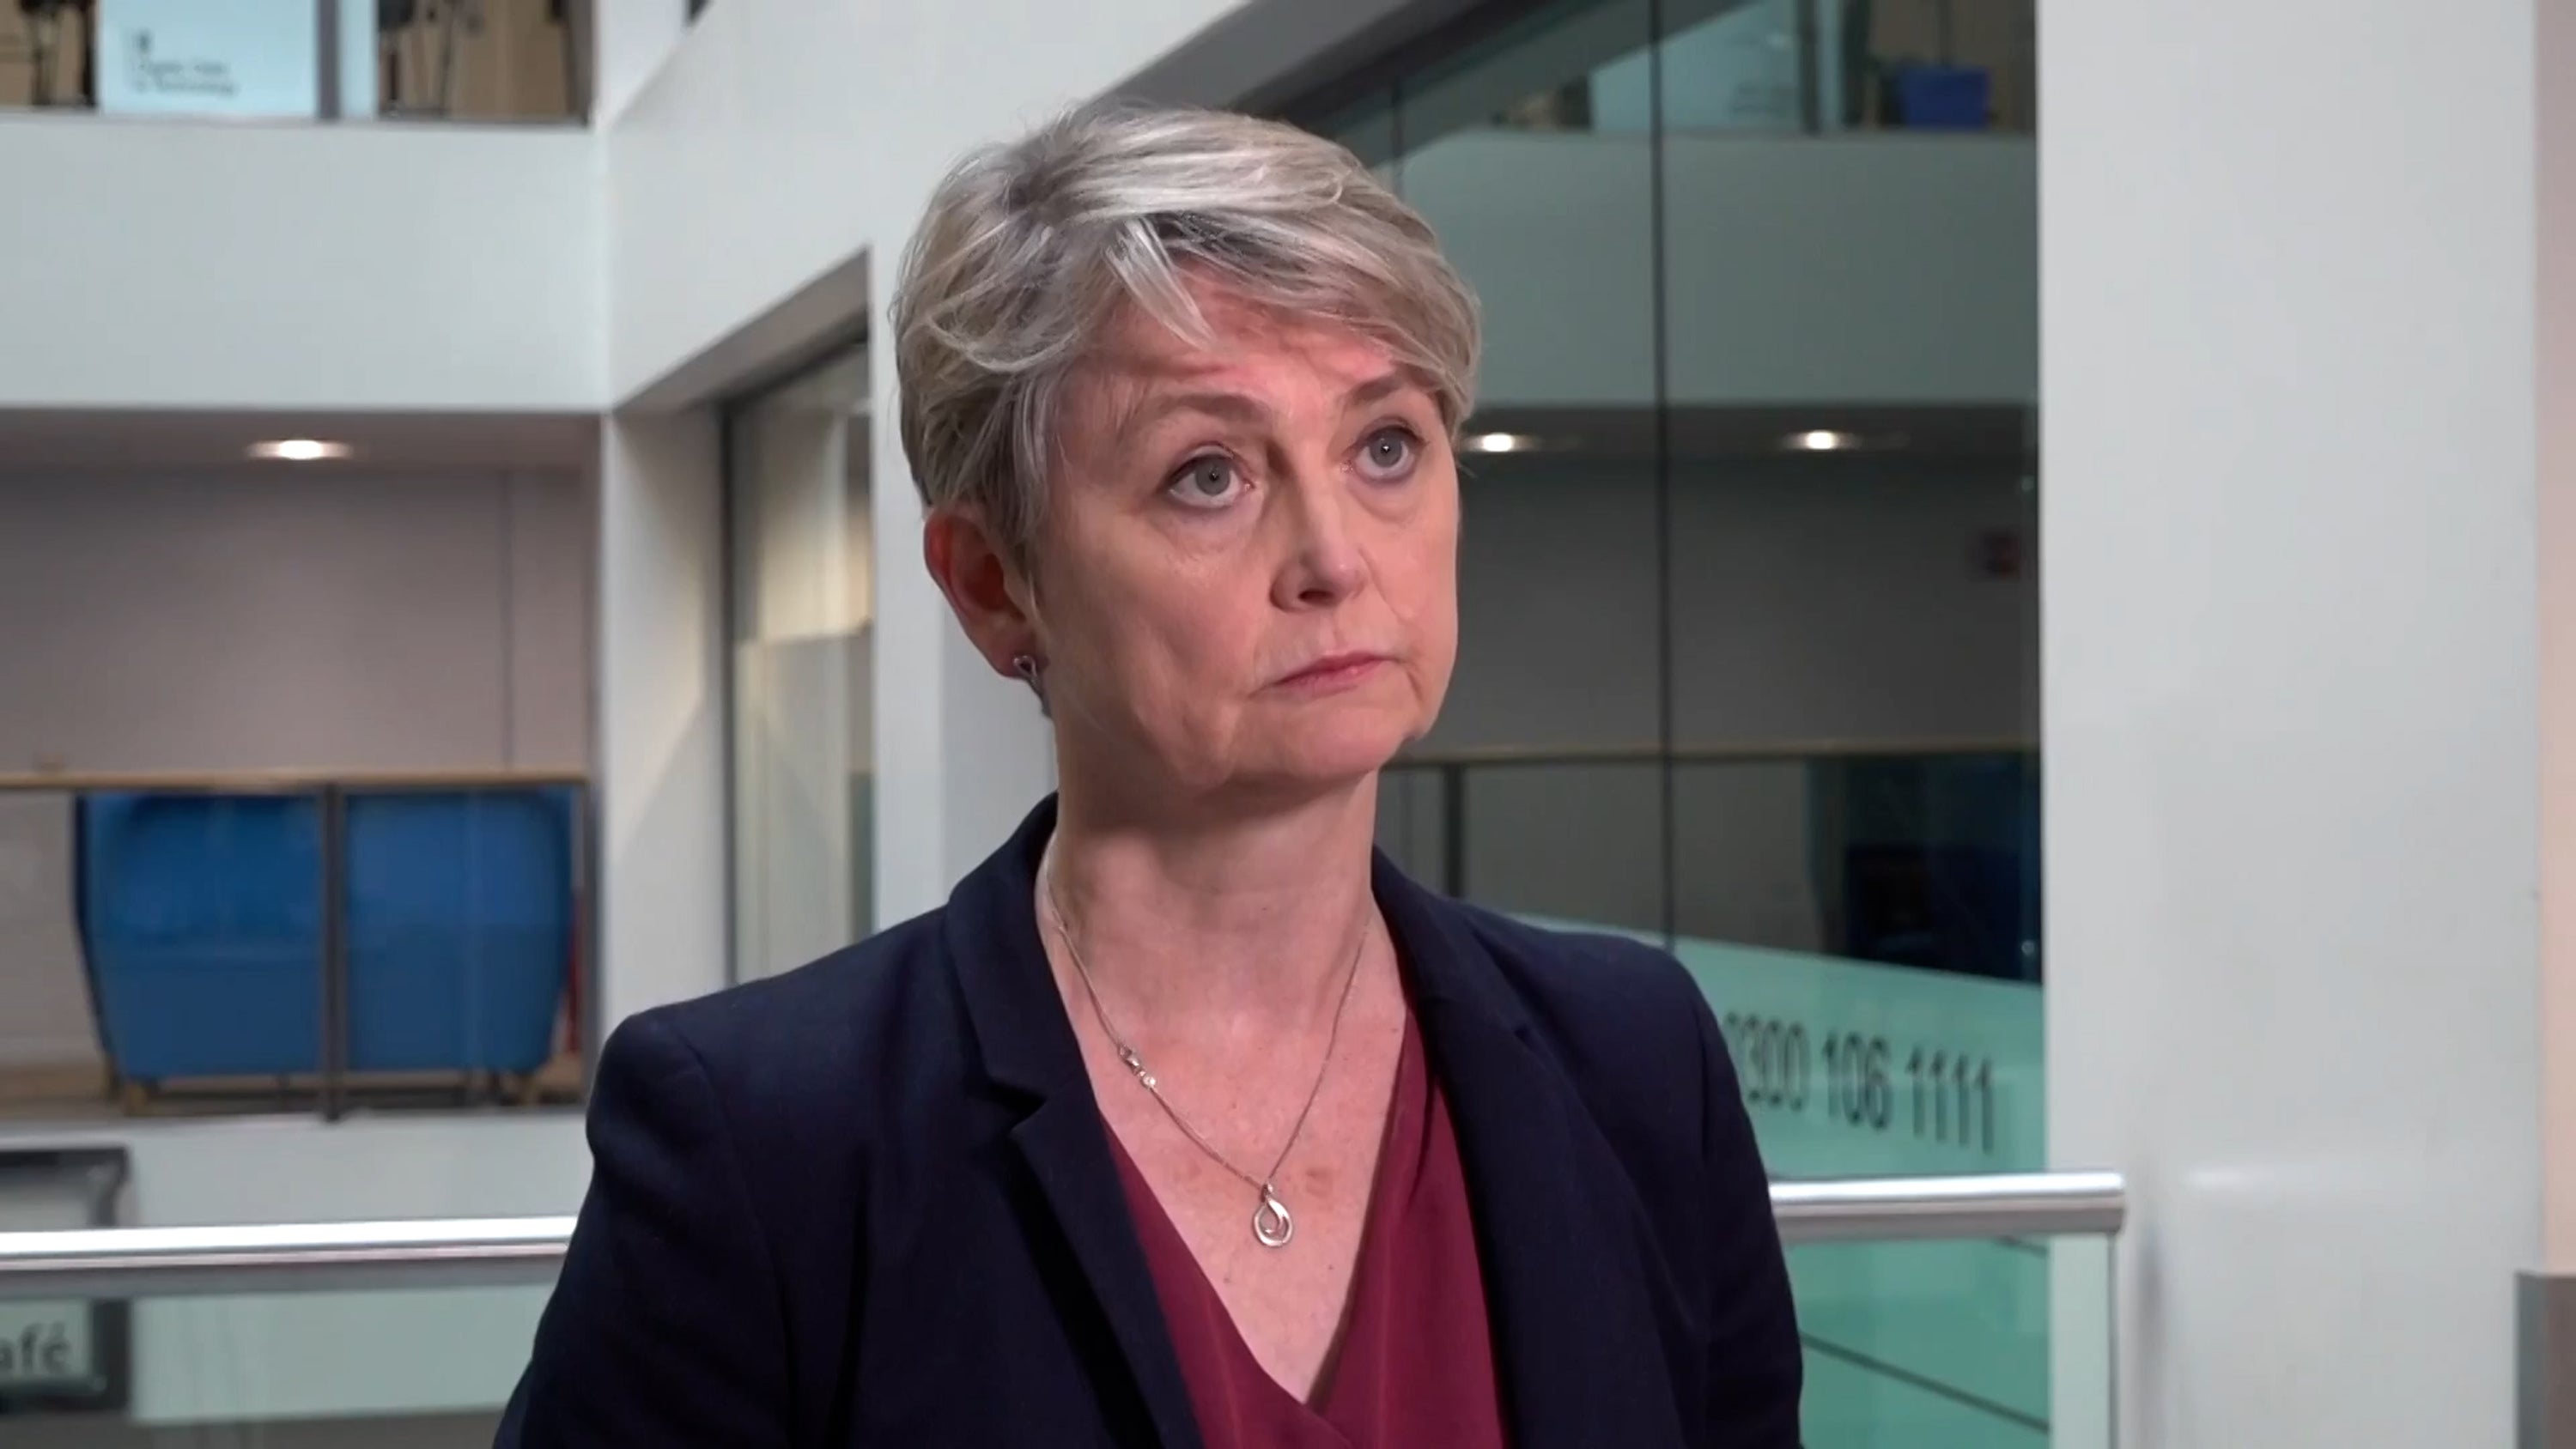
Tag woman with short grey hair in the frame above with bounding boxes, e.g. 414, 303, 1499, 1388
502, 101, 1799, 1449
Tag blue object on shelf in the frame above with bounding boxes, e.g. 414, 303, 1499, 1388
76, 792, 325, 1082
344, 788, 575, 1075
1883, 64, 1990, 130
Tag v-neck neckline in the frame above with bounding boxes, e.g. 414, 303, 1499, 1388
1103, 1015, 1424, 1434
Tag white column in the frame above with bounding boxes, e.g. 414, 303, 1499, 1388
591, 0, 691, 124
2542, 0, 2576, 1273
596, 409, 729, 1030
2044, 0, 2547, 1442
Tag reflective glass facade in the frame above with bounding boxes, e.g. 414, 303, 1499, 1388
1288, 3, 2043, 1440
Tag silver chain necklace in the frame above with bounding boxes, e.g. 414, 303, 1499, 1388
1038, 851, 1366, 1250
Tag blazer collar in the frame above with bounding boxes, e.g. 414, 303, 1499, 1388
946, 797, 1680, 1449
944, 798, 1204, 1449
1371, 851, 1689, 1446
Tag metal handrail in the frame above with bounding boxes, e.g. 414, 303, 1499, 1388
0, 768, 590, 793
0, 1173, 2122, 1302
0, 1216, 580, 1300
1771, 1170, 2124, 1245
1386, 738, 2035, 770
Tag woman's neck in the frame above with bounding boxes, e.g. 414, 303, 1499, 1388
1042, 771, 1383, 1026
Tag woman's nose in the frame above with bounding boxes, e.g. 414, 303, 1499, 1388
1271, 467, 1369, 609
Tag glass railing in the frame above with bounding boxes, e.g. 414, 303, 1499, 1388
0, 0, 586, 122
0, 1173, 2121, 1441
1380, 742, 2062, 1440
0, 771, 591, 1126
1316, 0, 2034, 155
1382, 743, 2042, 1178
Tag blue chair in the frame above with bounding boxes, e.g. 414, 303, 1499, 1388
343, 788, 575, 1076
76, 792, 325, 1084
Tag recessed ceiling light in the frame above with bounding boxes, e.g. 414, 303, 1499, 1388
1784, 428, 1861, 452
1464, 432, 1540, 454
248, 439, 354, 462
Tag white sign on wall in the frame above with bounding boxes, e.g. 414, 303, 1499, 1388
95, 0, 320, 118
0, 1151, 128, 1415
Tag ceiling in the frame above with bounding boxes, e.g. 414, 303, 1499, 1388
1462, 403, 2037, 465
0, 410, 602, 476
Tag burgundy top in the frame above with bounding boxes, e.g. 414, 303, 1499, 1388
1107, 1017, 1509, 1449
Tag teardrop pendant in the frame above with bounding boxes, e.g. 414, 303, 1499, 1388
1252, 1184, 1294, 1248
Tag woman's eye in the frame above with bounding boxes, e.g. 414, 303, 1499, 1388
1358, 427, 1420, 480
1165, 455, 1242, 508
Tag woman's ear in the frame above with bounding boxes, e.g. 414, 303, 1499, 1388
922, 505, 1039, 682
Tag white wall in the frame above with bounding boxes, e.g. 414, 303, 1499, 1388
592, 0, 691, 124
2539, 0, 2576, 1274
0, 120, 600, 412
0, 471, 592, 775
595, 411, 728, 1025
605, 0, 1253, 923
2044, 0, 2545, 1442
602, 0, 1247, 404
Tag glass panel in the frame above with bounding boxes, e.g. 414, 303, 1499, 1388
1392, 0, 1659, 413
1297, 0, 2040, 1173
1370, 761, 1449, 888
1314, 89, 1398, 175
1654, 0, 2041, 1181
1458, 761, 1665, 928
0, 1286, 538, 1438
1376, 0, 1668, 939
1, 0, 586, 120
0, 1234, 2111, 1441
726, 345, 875, 981
1790, 1232, 2111, 1448
1607, 0, 1812, 135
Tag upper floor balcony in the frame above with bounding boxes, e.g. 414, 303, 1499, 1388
3, 0, 587, 124
2, 0, 2036, 419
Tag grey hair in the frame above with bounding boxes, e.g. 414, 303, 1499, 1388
890, 100, 1481, 567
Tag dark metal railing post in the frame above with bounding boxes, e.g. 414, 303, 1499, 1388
319, 785, 349, 1122
316, 0, 342, 118
1796, 0, 1826, 134
1440, 763, 1467, 900
575, 781, 599, 1098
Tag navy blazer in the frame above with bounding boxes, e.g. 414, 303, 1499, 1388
499, 799, 1800, 1446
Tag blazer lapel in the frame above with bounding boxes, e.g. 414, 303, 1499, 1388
1375, 857, 1689, 1448
950, 801, 1204, 1449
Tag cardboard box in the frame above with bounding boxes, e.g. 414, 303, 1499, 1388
0, 6, 91, 109
379, 0, 574, 121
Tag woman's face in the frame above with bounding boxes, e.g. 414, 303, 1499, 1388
1016, 280, 1459, 801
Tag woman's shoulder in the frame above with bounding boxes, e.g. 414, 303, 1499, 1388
599, 910, 970, 1150
1406, 893, 1724, 1125
1441, 900, 1714, 1044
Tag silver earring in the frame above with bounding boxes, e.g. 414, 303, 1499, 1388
1012, 652, 1052, 718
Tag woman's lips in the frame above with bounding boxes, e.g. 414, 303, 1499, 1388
1273, 652, 1389, 690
